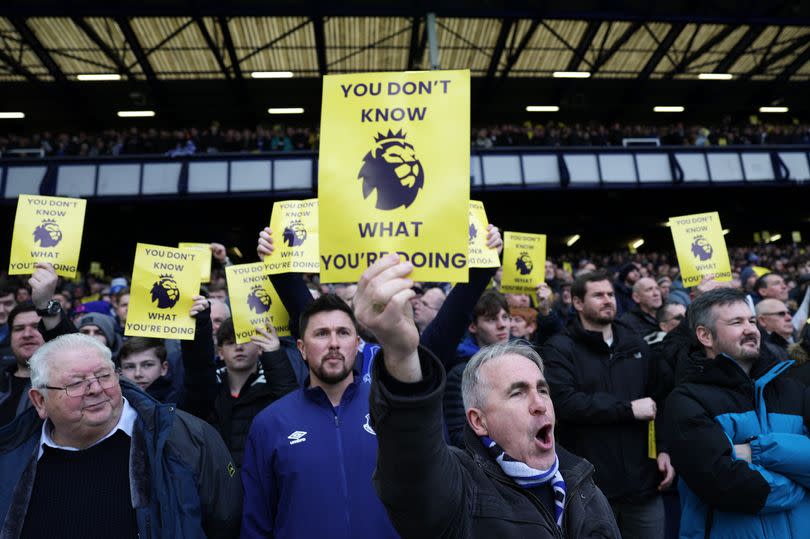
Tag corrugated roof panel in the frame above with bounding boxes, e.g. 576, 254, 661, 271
596, 23, 670, 76
648, 23, 687, 74
229, 17, 317, 74
84, 17, 144, 76
509, 19, 590, 77
131, 17, 222, 78
582, 21, 632, 66
424, 18, 501, 73
0, 17, 52, 80
28, 17, 115, 75
326, 17, 410, 72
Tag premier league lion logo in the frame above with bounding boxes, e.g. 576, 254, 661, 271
282, 221, 307, 247
469, 223, 477, 243
691, 235, 713, 261
33, 220, 62, 248
358, 130, 425, 211
150, 274, 180, 309
516, 252, 533, 275
247, 285, 271, 314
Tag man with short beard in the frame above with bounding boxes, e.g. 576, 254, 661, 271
543, 271, 673, 539
240, 294, 398, 539
663, 288, 810, 537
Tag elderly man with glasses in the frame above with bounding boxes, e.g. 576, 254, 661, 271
0, 333, 242, 538
756, 298, 796, 362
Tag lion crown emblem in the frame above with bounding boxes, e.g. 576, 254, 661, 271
247, 285, 271, 314
358, 130, 425, 211
282, 221, 307, 247
33, 220, 62, 248
691, 235, 713, 261
150, 274, 180, 309
516, 252, 533, 275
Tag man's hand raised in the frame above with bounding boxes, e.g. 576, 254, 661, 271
354, 254, 421, 382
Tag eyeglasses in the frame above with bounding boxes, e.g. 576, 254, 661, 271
761, 311, 790, 318
42, 371, 117, 397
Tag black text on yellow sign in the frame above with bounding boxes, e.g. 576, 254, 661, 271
669, 211, 731, 287
126, 244, 201, 340
9, 195, 87, 278
227, 262, 290, 344
318, 70, 471, 283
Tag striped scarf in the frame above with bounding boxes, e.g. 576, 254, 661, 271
481, 435, 567, 528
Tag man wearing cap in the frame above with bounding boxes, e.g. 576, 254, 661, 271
78, 313, 123, 357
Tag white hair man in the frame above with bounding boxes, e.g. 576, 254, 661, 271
0, 333, 242, 537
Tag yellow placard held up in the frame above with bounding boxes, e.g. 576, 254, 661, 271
501, 232, 547, 294
226, 263, 291, 344
793, 231, 802, 243
468, 200, 500, 268
178, 243, 212, 283
669, 211, 731, 287
9, 195, 87, 278
264, 199, 320, 274
125, 243, 201, 340
318, 70, 471, 283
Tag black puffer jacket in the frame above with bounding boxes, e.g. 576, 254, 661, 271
370, 347, 621, 539
181, 308, 299, 467
542, 317, 666, 502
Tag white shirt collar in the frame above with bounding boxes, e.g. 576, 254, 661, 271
37, 397, 137, 460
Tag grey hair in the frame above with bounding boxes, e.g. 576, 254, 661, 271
29, 333, 114, 391
461, 340, 544, 411
688, 288, 750, 336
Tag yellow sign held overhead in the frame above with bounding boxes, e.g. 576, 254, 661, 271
669, 212, 731, 287
264, 199, 320, 274
792, 231, 802, 243
9, 194, 87, 278
501, 232, 547, 294
125, 243, 201, 340
178, 243, 212, 283
467, 200, 500, 268
318, 70, 471, 283
226, 263, 291, 344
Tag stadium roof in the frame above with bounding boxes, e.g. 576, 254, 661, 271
1, 1, 809, 127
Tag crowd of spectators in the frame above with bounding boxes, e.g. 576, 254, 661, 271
473, 121, 810, 148
2, 120, 810, 158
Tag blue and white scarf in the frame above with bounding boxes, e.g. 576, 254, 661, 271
481, 435, 567, 528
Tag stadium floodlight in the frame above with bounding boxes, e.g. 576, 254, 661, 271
0, 112, 25, 119
268, 108, 304, 114
566, 234, 580, 247
552, 71, 591, 78
77, 74, 122, 81
117, 110, 156, 118
653, 106, 685, 112
759, 106, 788, 113
251, 71, 294, 79
526, 106, 560, 112
631, 239, 645, 249
698, 73, 732, 80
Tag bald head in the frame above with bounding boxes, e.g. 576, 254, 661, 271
756, 298, 794, 340
632, 278, 663, 315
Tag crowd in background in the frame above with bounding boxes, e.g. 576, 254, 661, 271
2, 119, 810, 158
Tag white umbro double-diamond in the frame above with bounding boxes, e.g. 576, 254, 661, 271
288, 431, 307, 445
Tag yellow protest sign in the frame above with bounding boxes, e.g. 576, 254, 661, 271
793, 231, 802, 243
125, 243, 201, 340
468, 200, 500, 268
263, 199, 320, 274
178, 243, 212, 283
752, 266, 771, 277
669, 212, 731, 287
318, 70, 471, 283
9, 195, 86, 278
501, 232, 547, 294
226, 263, 291, 343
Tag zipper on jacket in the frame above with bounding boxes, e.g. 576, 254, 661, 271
483, 468, 565, 538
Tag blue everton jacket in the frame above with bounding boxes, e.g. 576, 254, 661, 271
240, 373, 399, 539
664, 353, 810, 539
